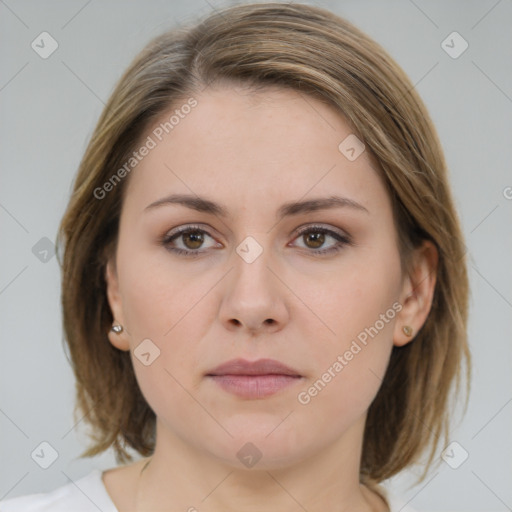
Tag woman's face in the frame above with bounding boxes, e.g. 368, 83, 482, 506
106, 84, 415, 469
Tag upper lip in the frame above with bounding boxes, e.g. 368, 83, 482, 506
206, 358, 302, 377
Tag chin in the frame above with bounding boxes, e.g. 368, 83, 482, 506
203, 424, 316, 471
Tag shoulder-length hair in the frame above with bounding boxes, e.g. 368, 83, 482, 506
57, 1, 470, 491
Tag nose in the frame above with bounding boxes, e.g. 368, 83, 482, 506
218, 238, 290, 335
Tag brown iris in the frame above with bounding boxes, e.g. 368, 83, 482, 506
182, 230, 204, 249
303, 231, 325, 249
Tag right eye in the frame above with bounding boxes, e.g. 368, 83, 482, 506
161, 225, 220, 257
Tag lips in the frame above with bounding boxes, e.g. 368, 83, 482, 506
206, 358, 302, 377
206, 358, 303, 399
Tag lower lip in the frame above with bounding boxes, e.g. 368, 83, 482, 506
207, 374, 302, 399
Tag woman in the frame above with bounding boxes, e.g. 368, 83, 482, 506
1, 2, 470, 511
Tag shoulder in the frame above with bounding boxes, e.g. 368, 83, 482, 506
385, 489, 419, 512
0, 469, 118, 512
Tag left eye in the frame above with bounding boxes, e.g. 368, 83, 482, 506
162, 225, 352, 257
291, 226, 352, 255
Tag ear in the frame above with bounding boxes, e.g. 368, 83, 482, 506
393, 240, 438, 347
105, 257, 130, 351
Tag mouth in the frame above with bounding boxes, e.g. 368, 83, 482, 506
205, 358, 303, 399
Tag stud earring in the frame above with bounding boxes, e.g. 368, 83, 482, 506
402, 325, 413, 337
111, 323, 123, 334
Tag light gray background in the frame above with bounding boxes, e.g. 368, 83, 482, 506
1, 1, 511, 511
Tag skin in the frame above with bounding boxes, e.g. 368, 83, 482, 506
103, 83, 438, 512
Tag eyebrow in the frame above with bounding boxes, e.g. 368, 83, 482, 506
144, 193, 369, 219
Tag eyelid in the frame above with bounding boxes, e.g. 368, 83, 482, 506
165, 223, 215, 238
293, 223, 350, 239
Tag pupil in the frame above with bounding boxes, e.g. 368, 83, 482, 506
306, 232, 324, 248
184, 231, 203, 249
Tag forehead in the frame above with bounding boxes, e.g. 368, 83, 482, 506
123, 84, 389, 216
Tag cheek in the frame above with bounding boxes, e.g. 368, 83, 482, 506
116, 237, 209, 340
300, 241, 401, 400
307, 245, 401, 344
295, 280, 399, 431
115, 241, 216, 393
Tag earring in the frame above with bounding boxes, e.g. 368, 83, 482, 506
111, 323, 123, 334
402, 325, 413, 337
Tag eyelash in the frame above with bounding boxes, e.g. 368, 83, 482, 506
161, 224, 353, 258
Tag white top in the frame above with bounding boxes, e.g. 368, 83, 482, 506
0, 469, 418, 511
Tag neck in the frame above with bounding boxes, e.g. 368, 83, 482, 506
134, 416, 387, 512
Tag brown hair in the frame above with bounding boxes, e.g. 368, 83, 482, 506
56, 1, 470, 495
